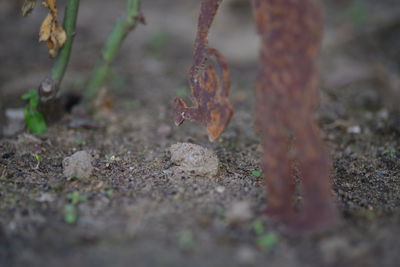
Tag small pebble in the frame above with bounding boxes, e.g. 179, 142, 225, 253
63, 151, 93, 179
168, 142, 219, 177
347, 125, 361, 134
226, 200, 253, 222
215, 186, 225, 193
3, 108, 24, 136
36, 192, 55, 202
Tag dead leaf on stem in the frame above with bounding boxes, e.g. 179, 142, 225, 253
22, 0, 37, 16
39, 0, 66, 57
173, 0, 233, 141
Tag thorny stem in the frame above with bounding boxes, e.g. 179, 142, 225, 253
83, 0, 142, 108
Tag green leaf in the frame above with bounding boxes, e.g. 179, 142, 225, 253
251, 218, 264, 235
22, 90, 47, 134
67, 191, 87, 205
256, 233, 279, 250
21, 89, 39, 107
24, 107, 47, 134
64, 204, 78, 224
251, 170, 262, 177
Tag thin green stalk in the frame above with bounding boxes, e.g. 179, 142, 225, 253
83, 0, 142, 107
51, 0, 80, 83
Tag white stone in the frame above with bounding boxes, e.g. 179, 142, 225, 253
168, 142, 219, 177
63, 151, 93, 179
226, 201, 253, 222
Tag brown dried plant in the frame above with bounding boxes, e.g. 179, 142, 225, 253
174, 0, 340, 234
22, 0, 66, 57
252, 0, 339, 233
173, 0, 233, 141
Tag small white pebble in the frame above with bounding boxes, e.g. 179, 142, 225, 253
226, 201, 253, 222
347, 125, 361, 134
215, 186, 225, 193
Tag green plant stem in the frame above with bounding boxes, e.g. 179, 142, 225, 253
83, 0, 142, 107
51, 0, 80, 84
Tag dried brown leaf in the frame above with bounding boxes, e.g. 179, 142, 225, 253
174, 0, 233, 141
22, 0, 37, 17
39, 0, 66, 57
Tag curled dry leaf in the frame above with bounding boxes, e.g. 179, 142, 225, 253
174, 0, 233, 141
252, 0, 339, 234
39, 0, 66, 57
22, 0, 37, 17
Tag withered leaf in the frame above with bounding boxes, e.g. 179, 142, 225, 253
39, 0, 66, 57
22, 0, 37, 17
174, 0, 233, 141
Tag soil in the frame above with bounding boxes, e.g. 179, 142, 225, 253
0, 0, 399, 266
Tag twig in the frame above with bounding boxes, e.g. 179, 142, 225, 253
83, 0, 143, 108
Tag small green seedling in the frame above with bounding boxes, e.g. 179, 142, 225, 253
179, 230, 194, 251
251, 218, 264, 236
73, 138, 87, 146
382, 148, 396, 158
33, 153, 42, 169
67, 191, 87, 205
64, 204, 78, 224
105, 154, 117, 167
256, 233, 279, 251
21, 89, 47, 134
106, 188, 114, 197
64, 191, 87, 224
251, 170, 262, 178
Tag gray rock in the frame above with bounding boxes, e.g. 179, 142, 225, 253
3, 108, 25, 136
168, 142, 219, 177
226, 201, 253, 222
63, 151, 93, 179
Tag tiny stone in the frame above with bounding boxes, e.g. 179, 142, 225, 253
215, 186, 225, 193
3, 108, 24, 136
63, 151, 93, 179
36, 192, 55, 202
168, 142, 219, 177
347, 125, 361, 134
226, 200, 253, 222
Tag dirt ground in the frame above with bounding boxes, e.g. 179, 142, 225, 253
0, 0, 399, 266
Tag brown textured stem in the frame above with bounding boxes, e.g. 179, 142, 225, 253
252, 0, 339, 234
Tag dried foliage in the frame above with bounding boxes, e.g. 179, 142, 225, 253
22, 0, 37, 16
174, 0, 233, 141
252, 0, 339, 233
39, 0, 66, 57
